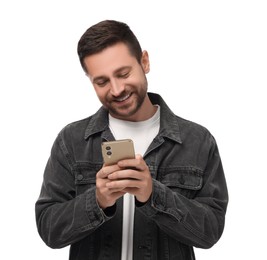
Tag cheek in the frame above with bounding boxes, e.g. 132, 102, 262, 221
93, 87, 107, 101
93, 84, 105, 93
125, 76, 144, 88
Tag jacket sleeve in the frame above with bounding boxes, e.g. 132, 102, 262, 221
35, 132, 110, 249
137, 135, 228, 249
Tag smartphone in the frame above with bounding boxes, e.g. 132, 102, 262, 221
101, 139, 135, 165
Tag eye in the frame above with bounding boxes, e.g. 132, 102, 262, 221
118, 72, 130, 79
95, 79, 108, 87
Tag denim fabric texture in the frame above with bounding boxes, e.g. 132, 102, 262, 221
35, 92, 228, 260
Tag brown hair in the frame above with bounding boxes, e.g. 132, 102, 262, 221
77, 20, 143, 73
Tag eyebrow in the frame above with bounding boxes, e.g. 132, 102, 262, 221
92, 66, 132, 83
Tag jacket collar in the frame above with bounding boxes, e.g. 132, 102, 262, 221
84, 92, 182, 144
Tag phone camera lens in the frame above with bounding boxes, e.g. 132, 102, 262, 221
106, 146, 111, 150
107, 151, 112, 156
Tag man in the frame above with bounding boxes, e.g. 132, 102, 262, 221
35, 20, 228, 259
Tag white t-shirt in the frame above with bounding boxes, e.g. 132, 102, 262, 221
108, 106, 160, 260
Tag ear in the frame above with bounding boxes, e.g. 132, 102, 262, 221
141, 50, 150, 73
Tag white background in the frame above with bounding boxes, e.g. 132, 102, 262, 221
1, 0, 266, 259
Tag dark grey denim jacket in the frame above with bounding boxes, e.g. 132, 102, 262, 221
35, 93, 228, 260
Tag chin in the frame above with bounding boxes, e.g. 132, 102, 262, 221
112, 107, 138, 119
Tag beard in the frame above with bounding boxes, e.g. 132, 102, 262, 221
107, 80, 148, 120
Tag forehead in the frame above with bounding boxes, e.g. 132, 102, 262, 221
84, 42, 137, 77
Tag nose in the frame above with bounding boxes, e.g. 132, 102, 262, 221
109, 78, 125, 96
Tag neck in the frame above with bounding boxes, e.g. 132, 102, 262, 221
127, 95, 157, 122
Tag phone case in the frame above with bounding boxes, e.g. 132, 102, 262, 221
101, 139, 135, 165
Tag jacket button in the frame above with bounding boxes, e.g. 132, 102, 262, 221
77, 174, 83, 181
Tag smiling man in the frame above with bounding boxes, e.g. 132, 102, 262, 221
84, 42, 154, 122
35, 20, 228, 260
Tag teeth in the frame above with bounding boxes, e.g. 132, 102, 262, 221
117, 94, 130, 102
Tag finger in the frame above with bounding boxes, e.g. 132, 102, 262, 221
106, 179, 141, 189
97, 164, 121, 178
96, 168, 109, 179
108, 186, 128, 193
108, 168, 142, 181
123, 187, 139, 194
117, 154, 145, 170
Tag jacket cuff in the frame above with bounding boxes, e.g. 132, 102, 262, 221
136, 179, 166, 217
85, 188, 111, 226
101, 204, 117, 219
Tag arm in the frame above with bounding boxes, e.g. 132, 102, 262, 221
35, 133, 109, 249
137, 137, 228, 249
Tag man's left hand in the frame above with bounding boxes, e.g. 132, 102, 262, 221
106, 154, 152, 203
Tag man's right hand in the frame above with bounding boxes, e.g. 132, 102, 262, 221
96, 164, 126, 209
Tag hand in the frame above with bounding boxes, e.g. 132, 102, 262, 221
106, 154, 152, 203
96, 164, 127, 209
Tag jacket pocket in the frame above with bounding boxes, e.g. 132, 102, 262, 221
159, 166, 203, 199
73, 162, 101, 195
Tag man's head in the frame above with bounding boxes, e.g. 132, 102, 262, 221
77, 20, 154, 122
77, 20, 143, 74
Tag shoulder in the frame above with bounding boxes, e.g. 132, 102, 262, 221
57, 107, 108, 142
56, 115, 94, 145
176, 115, 217, 146
177, 115, 210, 134
64, 116, 92, 132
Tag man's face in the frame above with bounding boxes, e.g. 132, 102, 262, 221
84, 42, 150, 121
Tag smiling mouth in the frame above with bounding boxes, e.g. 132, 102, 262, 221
115, 93, 131, 102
